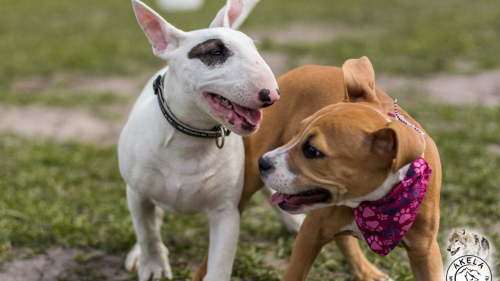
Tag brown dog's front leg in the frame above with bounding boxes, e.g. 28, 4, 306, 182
283, 207, 347, 281
192, 251, 208, 281
406, 240, 444, 281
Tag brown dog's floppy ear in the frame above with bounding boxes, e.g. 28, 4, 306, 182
342, 56, 380, 106
373, 121, 425, 172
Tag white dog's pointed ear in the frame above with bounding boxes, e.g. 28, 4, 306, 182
460, 228, 466, 235
132, 0, 186, 59
209, 0, 244, 28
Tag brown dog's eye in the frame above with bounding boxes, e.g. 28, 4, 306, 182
303, 143, 324, 159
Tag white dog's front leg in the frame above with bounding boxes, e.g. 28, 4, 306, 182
204, 206, 240, 281
126, 185, 173, 281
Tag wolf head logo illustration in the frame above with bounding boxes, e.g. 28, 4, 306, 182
447, 228, 490, 262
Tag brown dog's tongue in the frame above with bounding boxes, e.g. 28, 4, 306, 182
269, 192, 288, 205
233, 103, 262, 126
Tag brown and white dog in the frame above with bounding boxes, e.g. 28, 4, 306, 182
194, 57, 442, 281
261, 57, 443, 280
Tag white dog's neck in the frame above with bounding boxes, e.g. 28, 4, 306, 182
162, 67, 219, 131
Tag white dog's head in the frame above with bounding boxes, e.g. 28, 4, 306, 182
132, 0, 279, 136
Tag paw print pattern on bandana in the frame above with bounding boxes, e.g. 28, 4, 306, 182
367, 236, 383, 251
394, 208, 411, 224
354, 157, 432, 257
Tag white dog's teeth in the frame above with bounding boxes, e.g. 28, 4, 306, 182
221, 97, 234, 109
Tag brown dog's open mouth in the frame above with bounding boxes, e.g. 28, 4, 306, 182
450, 247, 460, 256
269, 188, 331, 212
203, 92, 262, 131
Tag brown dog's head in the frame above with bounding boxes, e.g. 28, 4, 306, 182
261, 57, 425, 214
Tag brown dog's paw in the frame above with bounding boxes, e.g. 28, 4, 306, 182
352, 264, 389, 281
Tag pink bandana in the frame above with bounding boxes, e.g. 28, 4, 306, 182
354, 157, 432, 257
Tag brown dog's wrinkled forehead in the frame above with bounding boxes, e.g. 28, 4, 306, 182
299, 102, 391, 137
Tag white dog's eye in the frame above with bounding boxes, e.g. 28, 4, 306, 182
211, 51, 222, 56
455, 239, 458, 242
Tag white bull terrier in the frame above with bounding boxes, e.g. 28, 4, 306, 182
118, 0, 279, 280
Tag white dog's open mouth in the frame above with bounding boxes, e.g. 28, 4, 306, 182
269, 188, 331, 212
451, 247, 460, 256
203, 92, 263, 131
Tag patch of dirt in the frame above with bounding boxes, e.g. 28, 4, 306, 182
1, 69, 500, 148
11, 73, 151, 97
2, 69, 500, 149
246, 24, 370, 43
297, 54, 315, 68
426, 71, 500, 104
0, 105, 128, 145
377, 70, 500, 105
262, 252, 289, 272
488, 144, 500, 155
260, 51, 289, 76
0, 247, 132, 281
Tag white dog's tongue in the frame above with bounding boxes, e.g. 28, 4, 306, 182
269, 192, 289, 205
233, 103, 262, 126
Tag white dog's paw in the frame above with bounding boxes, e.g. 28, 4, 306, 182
125, 243, 173, 281
125, 243, 141, 272
139, 258, 173, 281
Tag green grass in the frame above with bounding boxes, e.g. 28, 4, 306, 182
0, 89, 130, 120
2, 0, 498, 110
0, 90, 128, 108
1, 0, 500, 279
1, 0, 499, 89
262, 0, 500, 76
1, 101, 500, 280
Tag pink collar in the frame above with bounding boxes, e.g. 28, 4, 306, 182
354, 157, 432, 257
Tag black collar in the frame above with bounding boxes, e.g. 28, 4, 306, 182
153, 73, 231, 146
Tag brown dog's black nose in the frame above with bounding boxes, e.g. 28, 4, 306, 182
258, 156, 273, 174
259, 89, 271, 102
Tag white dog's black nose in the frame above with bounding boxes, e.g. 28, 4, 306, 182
447, 248, 451, 252
259, 88, 280, 106
258, 156, 274, 174
259, 89, 271, 102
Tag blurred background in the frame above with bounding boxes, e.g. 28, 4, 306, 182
1, 0, 500, 280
